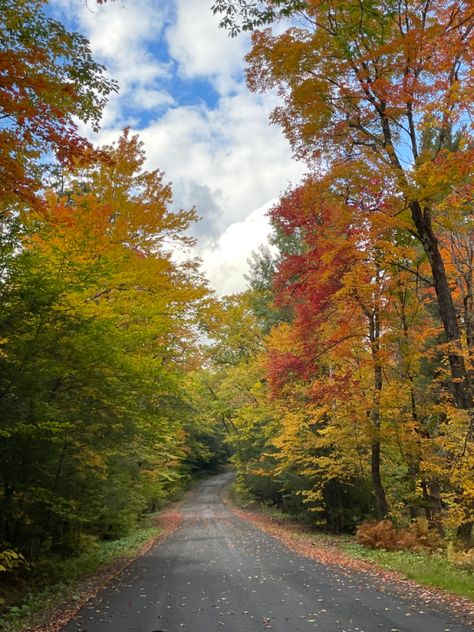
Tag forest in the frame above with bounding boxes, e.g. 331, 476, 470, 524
0, 0, 473, 621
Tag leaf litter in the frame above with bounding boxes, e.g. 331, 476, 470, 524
228, 501, 474, 627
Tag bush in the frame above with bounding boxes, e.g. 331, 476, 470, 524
402, 519, 445, 551
447, 543, 474, 573
356, 519, 446, 552
356, 519, 399, 550
0, 551, 25, 575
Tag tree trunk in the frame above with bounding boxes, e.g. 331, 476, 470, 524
420, 480, 433, 522
457, 521, 473, 547
410, 202, 473, 413
371, 439, 388, 518
428, 480, 445, 534
398, 292, 424, 519
369, 301, 389, 518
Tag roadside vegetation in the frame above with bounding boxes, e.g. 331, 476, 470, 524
343, 543, 474, 601
229, 494, 474, 602
204, 0, 474, 568
0, 0, 228, 623
1, 0, 473, 627
0, 521, 161, 632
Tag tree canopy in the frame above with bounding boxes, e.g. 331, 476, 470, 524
1, 1, 473, 611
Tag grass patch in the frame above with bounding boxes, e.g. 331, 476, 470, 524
0, 522, 160, 632
341, 542, 474, 600
229, 488, 314, 527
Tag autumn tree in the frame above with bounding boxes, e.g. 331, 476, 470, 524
214, 0, 474, 420
248, 181, 431, 527
0, 0, 116, 208
0, 131, 209, 558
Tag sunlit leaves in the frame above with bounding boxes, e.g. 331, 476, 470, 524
212, 0, 306, 36
0, 130, 210, 558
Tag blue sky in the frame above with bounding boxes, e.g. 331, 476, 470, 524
50, 0, 304, 293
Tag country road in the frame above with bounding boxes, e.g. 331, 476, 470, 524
62, 473, 471, 632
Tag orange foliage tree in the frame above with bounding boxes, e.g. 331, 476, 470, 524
0, 0, 116, 208
258, 174, 471, 527
216, 0, 474, 418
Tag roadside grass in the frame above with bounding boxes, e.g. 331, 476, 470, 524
0, 523, 160, 632
340, 542, 474, 601
231, 491, 474, 602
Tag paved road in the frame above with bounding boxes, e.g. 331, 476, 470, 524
62, 473, 471, 632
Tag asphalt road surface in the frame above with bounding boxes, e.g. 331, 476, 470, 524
62, 473, 472, 632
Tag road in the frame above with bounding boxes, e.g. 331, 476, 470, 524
62, 473, 471, 632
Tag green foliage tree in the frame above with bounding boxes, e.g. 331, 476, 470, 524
0, 132, 209, 561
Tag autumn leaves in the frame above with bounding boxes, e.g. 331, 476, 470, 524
0, 0, 473, 586
0, 3, 210, 565
211, 0, 474, 536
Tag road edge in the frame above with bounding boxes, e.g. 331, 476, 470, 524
25, 505, 183, 632
224, 490, 474, 626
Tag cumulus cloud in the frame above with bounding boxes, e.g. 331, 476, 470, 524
52, 0, 174, 126
140, 89, 304, 234
49, 0, 304, 292
199, 201, 276, 295
166, 0, 249, 94
171, 180, 223, 243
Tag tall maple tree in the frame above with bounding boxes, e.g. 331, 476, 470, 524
214, 0, 474, 419
218, 176, 470, 529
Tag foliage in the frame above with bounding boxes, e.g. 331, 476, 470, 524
0, 0, 117, 208
343, 542, 474, 599
244, 0, 474, 412
447, 543, 474, 574
212, 0, 306, 36
1, 0, 474, 621
0, 524, 160, 632
0, 552, 25, 576
356, 519, 446, 552
0, 130, 212, 577
210, 0, 474, 543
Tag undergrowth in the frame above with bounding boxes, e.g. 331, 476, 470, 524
342, 542, 474, 601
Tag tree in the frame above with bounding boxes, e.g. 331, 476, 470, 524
212, 0, 306, 36
216, 0, 474, 419
202, 292, 286, 508
0, 0, 116, 208
246, 245, 293, 333
0, 131, 209, 558
266, 166, 473, 522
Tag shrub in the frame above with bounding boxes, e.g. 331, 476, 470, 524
0, 550, 25, 574
447, 543, 474, 573
402, 519, 445, 552
356, 519, 446, 552
356, 520, 399, 550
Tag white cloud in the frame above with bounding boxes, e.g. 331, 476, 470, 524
166, 0, 249, 94
85, 5, 163, 55
200, 201, 276, 295
52, 0, 173, 125
139, 89, 304, 233
131, 88, 175, 111
50, 0, 304, 292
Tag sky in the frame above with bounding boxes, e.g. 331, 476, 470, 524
51, 0, 305, 294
